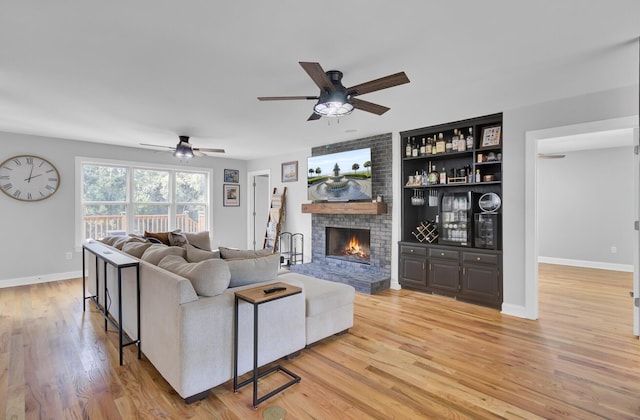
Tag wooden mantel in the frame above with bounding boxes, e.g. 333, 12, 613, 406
301, 202, 387, 215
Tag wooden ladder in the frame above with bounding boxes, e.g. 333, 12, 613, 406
263, 187, 286, 251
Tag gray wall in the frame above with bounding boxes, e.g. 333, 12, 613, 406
0, 131, 247, 286
538, 146, 634, 267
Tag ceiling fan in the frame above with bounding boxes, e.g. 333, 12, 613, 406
258, 62, 410, 121
141, 136, 225, 159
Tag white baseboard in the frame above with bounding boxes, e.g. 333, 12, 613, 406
501, 303, 536, 320
389, 280, 401, 290
0, 270, 82, 289
538, 256, 633, 272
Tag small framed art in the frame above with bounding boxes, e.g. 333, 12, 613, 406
224, 169, 239, 183
481, 125, 502, 148
223, 184, 240, 207
281, 161, 298, 182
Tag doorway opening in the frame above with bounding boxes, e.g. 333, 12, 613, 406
526, 116, 639, 334
247, 170, 270, 250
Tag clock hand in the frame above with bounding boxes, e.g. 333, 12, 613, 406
24, 173, 43, 181
26, 165, 34, 183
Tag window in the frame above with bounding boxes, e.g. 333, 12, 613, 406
77, 158, 211, 246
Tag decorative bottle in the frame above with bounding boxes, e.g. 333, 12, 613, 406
420, 138, 426, 156
411, 137, 419, 157
428, 163, 439, 185
436, 133, 445, 154
466, 128, 474, 150
439, 167, 447, 184
405, 138, 412, 157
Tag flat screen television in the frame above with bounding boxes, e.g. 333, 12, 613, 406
307, 147, 372, 202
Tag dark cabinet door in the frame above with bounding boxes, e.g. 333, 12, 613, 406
428, 259, 459, 294
400, 255, 427, 289
460, 263, 501, 306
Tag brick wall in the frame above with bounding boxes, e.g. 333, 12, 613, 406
310, 133, 392, 276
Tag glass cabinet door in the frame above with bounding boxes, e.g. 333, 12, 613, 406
440, 192, 471, 246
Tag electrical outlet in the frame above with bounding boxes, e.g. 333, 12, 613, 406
610, 246, 617, 254
65, 252, 73, 260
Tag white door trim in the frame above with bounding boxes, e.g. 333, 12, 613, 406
525, 115, 639, 321
246, 169, 270, 250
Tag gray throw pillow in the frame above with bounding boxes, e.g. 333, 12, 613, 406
227, 253, 280, 288
168, 231, 188, 247
219, 246, 273, 259
140, 244, 186, 265
184, 231, 212, 251
185, 243, 220, 263
158, 255, 230, 297
121, 241, 153, 258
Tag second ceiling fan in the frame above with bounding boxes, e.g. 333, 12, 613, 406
258, 62, 410, 121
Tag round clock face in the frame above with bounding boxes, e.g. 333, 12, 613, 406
0, 155, 60, 201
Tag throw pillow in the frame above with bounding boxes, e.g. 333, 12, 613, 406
184, 231, 212, 251
140, 244, 186, 265
227, 253, 280, 288
143, 230, 180, 245
219, 246, 273, 259
168, 231, 188, 247
158, 255, 230, 297
121, 242, 153, 258
185, 243, 220, 263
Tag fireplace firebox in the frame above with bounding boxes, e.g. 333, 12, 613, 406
325, 227, 371, 264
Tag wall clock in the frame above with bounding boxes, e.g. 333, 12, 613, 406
0, 155, 60, 201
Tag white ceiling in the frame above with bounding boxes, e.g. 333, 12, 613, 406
1, 1, 638, 160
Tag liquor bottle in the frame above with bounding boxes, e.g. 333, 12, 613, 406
475, 169, 481, 183
428, 137, 435, 155
428, 163, 439, 185
411, 137, 419, 157
445, 134, 453, 153
436, 133, 445, 154
405, 137, 412, 157
452, 129, 459, 152
466, 127, 474, 150
458, 129, 466, 151
439, 166, 447, 184
420, 137, 426, 156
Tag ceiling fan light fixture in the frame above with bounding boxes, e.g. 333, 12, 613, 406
313, 90, 353, 117
173, 140, 194, 159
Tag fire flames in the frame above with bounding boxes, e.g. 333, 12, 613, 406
343, 235, 369, 259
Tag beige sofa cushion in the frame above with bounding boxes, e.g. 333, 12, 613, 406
158, 255, 230, 297
185, 243, 220, 263
141, 244, 186, 265
227, 253, 280, 287
184, 231, 212, 251
219, 246, 273, 259
121, 241, 153, 258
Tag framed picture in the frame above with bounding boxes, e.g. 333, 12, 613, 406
481, 125, 502, 148
224, 169, 239, 183
223, 184, 240, 207
281, 160, 298, 183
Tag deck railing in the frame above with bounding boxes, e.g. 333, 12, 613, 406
84, 212, 205, 240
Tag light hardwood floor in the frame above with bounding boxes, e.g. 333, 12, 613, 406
1, 264, 639, 419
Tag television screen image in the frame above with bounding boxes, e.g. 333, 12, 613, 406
307, 148, 372, 202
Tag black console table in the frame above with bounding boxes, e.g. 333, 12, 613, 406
82, 241, 141, 365
233, 282, 302, 408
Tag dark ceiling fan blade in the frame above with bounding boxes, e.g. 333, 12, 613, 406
194, 147, 225, 153
307, 113, 322, 121
350, 97, 390, 115
299, 62, 335, 92
140, 143, 175, 150
347, 71, 410, 96
257, 96, 318, 101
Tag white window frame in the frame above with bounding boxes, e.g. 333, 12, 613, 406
75, 156, 213, 251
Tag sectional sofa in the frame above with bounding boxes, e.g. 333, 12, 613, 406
85, 234, 355, 402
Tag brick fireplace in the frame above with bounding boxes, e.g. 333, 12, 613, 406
290, 133, 392, 294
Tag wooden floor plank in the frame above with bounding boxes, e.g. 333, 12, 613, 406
1, 264, 640, 418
